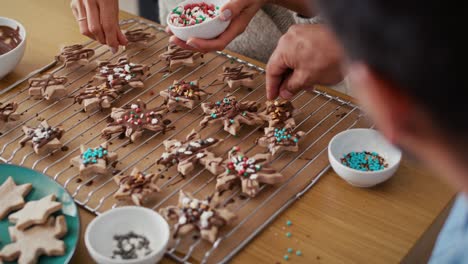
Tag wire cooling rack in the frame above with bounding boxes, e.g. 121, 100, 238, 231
0, 19, 371, 263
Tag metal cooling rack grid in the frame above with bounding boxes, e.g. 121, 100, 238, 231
0, 19, 371, 263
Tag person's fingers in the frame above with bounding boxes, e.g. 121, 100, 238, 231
219, 0, 251, 21
266, 48, 289, 100
169, 36, 194, 50
165, 26, 173, 35
83, 0, 106, 44
278, 70, 310, 99
73, 0, 94, 39
117, 29, 128, 46
97, 0, 120, 51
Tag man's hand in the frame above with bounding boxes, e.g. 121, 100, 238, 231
71, 0, 128, 53
266, 24, 345, 100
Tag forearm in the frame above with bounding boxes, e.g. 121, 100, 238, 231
269, 0, 316, 17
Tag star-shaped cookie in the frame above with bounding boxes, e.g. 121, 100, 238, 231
200, 96, 264, 135
70, 142, 118, 178
159, 43, 204, 69
216, 147, 284, 198
55, 44, 95, 67
218, 65, 258, 91
95, 57, 149, 91
259, 99, 299, 128
0, 102, 20, 127
19, 120, 65, 155
160, 191, 236, 243
157, 130, 223, 176
0, 177, 32, 220
113, 168, 160, 206
9, 194, 62, 230
124, 28, 156, 50
102, 100, 173, 142
28, 74, 68, 101
256, 123, 305, 156
160, 80, 209, 111
74, 84, 120, 112
0, 216, 67, 264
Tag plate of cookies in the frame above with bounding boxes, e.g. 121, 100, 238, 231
0, 164, 79, 264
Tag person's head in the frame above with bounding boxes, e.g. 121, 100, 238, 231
317, 0, 468, 190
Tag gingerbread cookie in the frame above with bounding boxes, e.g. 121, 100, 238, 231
219, 65, 258, 91
159, 43, 204, 69
160, 80, 209, 111
0, 102, 20, 127
95, 57, 149, 91
124, 28, 156, 49
56, 44, 95, 67
113, 168, 160, 206
0, 177, 32, 220
102, 100, 173, 142
28, 74, 67, 101
259, 99, 299, 127
74, 84, 120, 112
19, 121, 64, 155
157, 130, 223, 176
200, 96, 264, 136
9, 194, 62, 230
70, 142, 118, 178
256, 124, 305, 156
0, 216, 67, 264
216, 147, 284, 198
160, 191, 236, 243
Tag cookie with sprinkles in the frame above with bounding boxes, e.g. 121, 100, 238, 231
55, 44, 95, 67
259, 98, 299, 128
28, 74, 68, 101
19, 121, 64, 155
70, 142, 118, 178
95, 57, 149, 91
160, 80, 209, 111
124, 28, 156, 50
159, 43, 204, 69
74, 84, 120, 112
102, 100, 174, 142
216, 147, 284, 198
113, 168, 160, 206
0, 102, 20, 128
160, 190, 236, 243
219, 65, 258, 91
256, 123, 305, 156
157, 129, 223, 176
200, 95, 265, 136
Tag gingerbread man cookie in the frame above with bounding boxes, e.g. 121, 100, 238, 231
102, 100, 174, 142
28, 74, 67, 101
70, 142, 118, 178
95, 57, 149, 91
9, 194, 62, 230
113, 168, 160, 206
74, 84, 120, 112
160, 80, 209, 111
159, 43, 204, 69
19, 121, 64, 155
200, 96, 264, 135
55, 44, 95, 67
0, 102, 20, 127
157, 130, 223, 176
160, 191, 236, 243
256, 123, 305, 156
216, 147, 284, 198
124, 28, 156, 49
0, 177, 32, 220
259, 99, 299, 128
219, 65, 258, 91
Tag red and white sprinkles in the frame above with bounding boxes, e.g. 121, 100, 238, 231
169, 3, 220, 27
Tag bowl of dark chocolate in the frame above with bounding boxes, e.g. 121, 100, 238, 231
0, 16, 26, 80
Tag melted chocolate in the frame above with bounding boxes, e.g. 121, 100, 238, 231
160, 44, 203, 63
125, 28, 155, 43
220, 66, 255, 81
0, 102, 18, 122
0, 26, 21, 55
157, 135, 219, 167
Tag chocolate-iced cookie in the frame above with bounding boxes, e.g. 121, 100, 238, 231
0, 102, 20, 127
113, 168, 160, 206
200, 96, 264, 136
56, 44, 95, 67
219, 65, 258, 91
74, 84, 120, 112
28, 74, 67, 101
256, 123, 305, 156
160, 191, 236, 243
124, 28, 156, 49
19, 121, 64, 155
259, 99, 299, 128
102, 100, 173, 142
159, 43, 204, 69
95, 57, 149, 91
160, 80, 209, 111
70, 142, 118, 178
216, 147, 284, 198
157, 130, 223, 176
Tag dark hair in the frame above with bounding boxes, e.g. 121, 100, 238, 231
317, 0, 467, 136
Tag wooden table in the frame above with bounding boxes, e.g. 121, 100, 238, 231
0, 1, 456, 263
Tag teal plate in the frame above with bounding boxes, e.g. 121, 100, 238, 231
0, 164, 79, 264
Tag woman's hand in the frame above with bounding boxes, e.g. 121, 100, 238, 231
167, 0, 268, 52
70, 0, 128, 53
266, 24, 345, 100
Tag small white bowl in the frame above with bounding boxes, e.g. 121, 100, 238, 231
0, 16, 26, 80
328, 128, 402, 187
167, 0, 231, 42
85, 206, 170, 264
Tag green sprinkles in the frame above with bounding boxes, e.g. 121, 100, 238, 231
296, 250, 302, 256
287, 248, 293, 253
286, 220, 292, 226
286, 232, 292, 238
284, 255, 289, 261
341, 151, 388, 172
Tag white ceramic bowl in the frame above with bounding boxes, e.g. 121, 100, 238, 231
0, 16, 26, 80
85, 206, 170, 264
167, 0, 231, 42
328, 128, 402, 187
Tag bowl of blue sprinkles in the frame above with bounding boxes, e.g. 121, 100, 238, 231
328, 128, 402, 187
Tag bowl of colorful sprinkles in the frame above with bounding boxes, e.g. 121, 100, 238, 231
328, 128, 402, 187
167, 0, 231, 41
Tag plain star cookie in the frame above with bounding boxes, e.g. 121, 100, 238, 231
19, 121, 64, 155
256, 123, 305, 156
124, 28, 156, 49
28, 74, 67, 101
159, 43, 204, 69
218, 65, 258, 91
113, 168, 160, 206
9, 194, 62, 230
55, 44, 95, 67
95, 57, 149, 91
0, 177, 32, 220
70, 142, 118, 178
0, 102, 20, 127
160, 80, 209, 111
